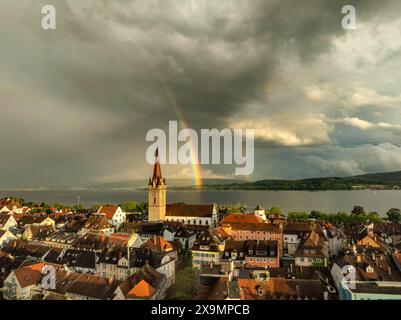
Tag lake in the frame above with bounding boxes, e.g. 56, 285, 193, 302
1, 189, 401, 215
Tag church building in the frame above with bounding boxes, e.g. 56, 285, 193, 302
147, 149, 217, 226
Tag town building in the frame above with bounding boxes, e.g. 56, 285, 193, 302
96, 205, 126, 227
147, 150, 217, 226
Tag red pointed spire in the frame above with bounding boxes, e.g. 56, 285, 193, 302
150, 148, 164, 186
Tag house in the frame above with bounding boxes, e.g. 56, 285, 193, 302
175, 226, 196, 249
219, 217, 283, 254
322, 223, 347, 257
141, 235, 177, 262
22, 225, 54, 241
245, 240, 279, 269
354, 227, 386, 253
283, 222, 313, 256
1, 240, 51, 261
33, 231, 80, 249
374, 223, 401, 246
294, 231, 328, 267
0, 198, 22, 214
72, 232, 108, 252
131, 248, 176, 288
196, 277, 238, 300
96, 205, 126, 227
42, 271, 121, 300
0, 252, 24, 288
222, 240, 280, 270
0, 229, 18, 246
114, 264, 168, 300
0, 214, 18, 231
12, 207, 31, 214
331, 251, 401, 295
191, 228, 226, 269
254, 206, 267, 221
340, 281, 401, 300
81, 215, 113, 236
2, 262, 63, 300
220, 213, 266, 224
237, 277, 327, 300
60, 249, 98, 274
98, 246, 133, 281
19, 216, 55, 228
109, 232, 143, 248
120, 222, 161, 240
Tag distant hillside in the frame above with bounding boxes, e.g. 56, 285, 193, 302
195, 171, 401, 191
93, 178, 247, 190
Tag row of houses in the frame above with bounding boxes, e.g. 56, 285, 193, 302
188, 207, 401, 300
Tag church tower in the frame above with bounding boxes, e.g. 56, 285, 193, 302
148, 148, 167, 222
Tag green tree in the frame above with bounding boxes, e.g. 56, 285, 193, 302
351, 205, 365, 216
333, 211, 350, 224
309, 210, 329, 221
269, 207, 284, 217
40, 202, 50, 209
367, 211, 383, 223
386, 208, 401, 223
287, 212, 309, 221
121, 200, 138, 212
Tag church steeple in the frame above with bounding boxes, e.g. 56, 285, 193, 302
150, 148, 165, 187
148, 148, 167, 222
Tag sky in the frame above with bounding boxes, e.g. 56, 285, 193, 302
1, 0, 401, 187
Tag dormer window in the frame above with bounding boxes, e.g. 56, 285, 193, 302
366, 265, 374, 273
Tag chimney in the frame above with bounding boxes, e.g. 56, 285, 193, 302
290, 263, 293, 273
388, 266, 392, 275
356, 255, 362, 263
108, 276, 114, 285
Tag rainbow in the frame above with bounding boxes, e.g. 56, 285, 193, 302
143, 54, 203, 187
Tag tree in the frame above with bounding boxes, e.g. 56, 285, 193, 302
333, 211, 350, 224
367, 211, 383, 223
287, 212, 309, 221
40, 202, 50, 209
269, 207, 284, 216
121, 200, 138, 212
309, 210, 329, 221
351, 205, 365, 216
386, 208, 401, 223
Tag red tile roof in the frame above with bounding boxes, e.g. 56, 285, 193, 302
97, 206, 119, 220
126, 279, 155, 299
166, 204, 214, 218
220, 213, 265, 224
14, 262, 45, 288
142, 235, 173, 252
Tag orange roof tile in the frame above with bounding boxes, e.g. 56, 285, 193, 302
126, 279, 155, 299
220, 213, 265, 224
97, 205, 119, 220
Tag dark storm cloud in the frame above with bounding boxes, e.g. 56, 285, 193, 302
1, 0, 401, 186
